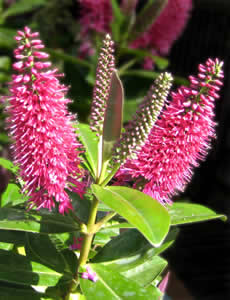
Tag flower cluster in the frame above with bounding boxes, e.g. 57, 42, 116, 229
131, 0, 193, 69
78, 0, 192, 68
81, 265, 98, 282
90, 34, 115, 135
7, 27, 85, 214
112, 72, 173, 164
116, 58, 224, 205
78, 0, 113, 35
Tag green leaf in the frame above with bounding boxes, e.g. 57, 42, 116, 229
0, 241, 14, 250
0, 229, 26, 245
0, 157, 18, 174
110, 0, 125, 42
129, 0, 168, 41
0, 56, 11, 71
69, 191, 91, 224
92, 228, 178, 263
1, 183, 27, 207
94, 226, 119, 246
102, 70, 124, 163
0, 283, 50, 300
120, 47, 169, 70
122, 69, 160, 79
77, 123, 98, 178
0, 28, 16, 48
103, 255, 167, 287
2, 0, 46, 18
80, 263, 158, 299
0, 249, 68, 286
25, 233, 72, 275
169, 202, 227, 225
0, 207, 79, 233
92, 185, 170, 246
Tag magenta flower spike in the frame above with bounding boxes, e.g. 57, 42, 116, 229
79, 0, 112, 35
131, 0, 193, 69
117, 59, 224, 205
7, 27, 86, 214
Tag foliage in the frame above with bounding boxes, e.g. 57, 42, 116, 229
0, 1, 227, 300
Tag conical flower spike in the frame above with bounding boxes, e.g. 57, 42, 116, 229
90, 34, 115, 136
6, 27, 86, 214
113, 72, 173, 165
116, 58, 224, 205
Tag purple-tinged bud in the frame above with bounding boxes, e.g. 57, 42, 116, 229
33, 51, 49, 59
112, 72, 173, 165
90, 34, 115, 136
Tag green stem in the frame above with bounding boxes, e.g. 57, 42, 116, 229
94, 212, 117, 232
78, 196, 99, 267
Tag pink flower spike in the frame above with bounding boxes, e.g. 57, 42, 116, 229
6, 27, 86, 214
131, 0, 193, 55
116, 58, 224, 205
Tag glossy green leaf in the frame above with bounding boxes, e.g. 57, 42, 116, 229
94, 226, 119, 246
0, 157, 18, 174
80, 263, 158, 299
0, 283, 50, 300
0, 229, 26, 246
129, 0, 168, 41
25, 233, 72, 275
116, 256, 167, 286
169, 202, 227, 225
0, 249, 68, 286
69, 191, 91, 224
0, 241, 13, 250
1, 183, 27, 207
0, 207, 79, 233
2, 0, 46, 18
92, 185, 170, 246
93, 228, 178, 264
102, 70, 124, 162
77, 123, 98, 178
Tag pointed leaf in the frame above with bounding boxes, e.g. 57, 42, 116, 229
0, 249, 69, 286
94, 226, 119, 246
169, 202, 227, 225
92, 185, 170, 246
80, 263, 159, 299
1, 183, 27, 207
0, 208, 79, 233
77, 123, 98, 178
103, 255, 167, 287
102, 70, 124, 162
0, 157, 18, 174
0, 283, 49, 300
25, 233, 72, 275
2, 0, 46, 18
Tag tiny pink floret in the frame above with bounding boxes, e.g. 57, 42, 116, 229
81, 266, 98, 283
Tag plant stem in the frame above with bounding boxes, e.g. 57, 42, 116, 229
78, 196, 99, 267
94, 211, 117, 232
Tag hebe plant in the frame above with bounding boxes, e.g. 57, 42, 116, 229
0, 27, 226, 300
